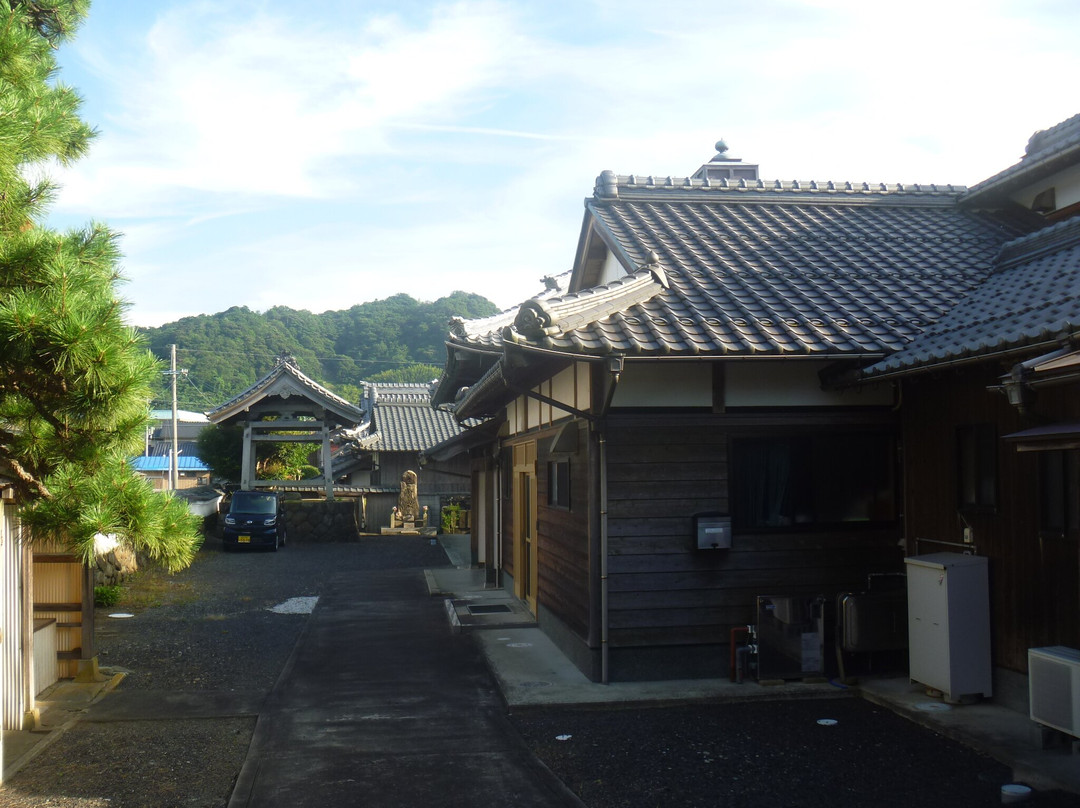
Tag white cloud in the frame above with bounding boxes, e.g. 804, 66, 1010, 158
45, 0, 1080, 329
55, 1, 527, 215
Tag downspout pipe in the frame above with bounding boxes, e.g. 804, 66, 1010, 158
599, 355, 623, 684
600, 430, 609, 683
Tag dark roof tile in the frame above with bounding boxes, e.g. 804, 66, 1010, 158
861, 216, 1080, 378
443, 177, 1036, 376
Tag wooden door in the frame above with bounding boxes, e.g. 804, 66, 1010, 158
512, 443, 538, 613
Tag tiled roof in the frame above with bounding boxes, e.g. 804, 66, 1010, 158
373, 400, 467, 453
207, 357, 363, 426
859, 216, 1080, 379
449, 177, 1033, 360
963, 113, 1080, 206
453, 264, 667, 351
447, 270, 573, 348
146, 441, 201, 458
369, 382, 439, 406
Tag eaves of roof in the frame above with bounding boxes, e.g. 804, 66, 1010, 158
962, 113, 1080, 207
421, 418, 502, 463
452, 352, 571, 421
207, 358, 363, 426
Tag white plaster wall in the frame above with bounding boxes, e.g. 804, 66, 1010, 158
611, 363, 713, 407
597, 250, 626, 285
725, 361, 893, 407
1012, 163, 1080, 212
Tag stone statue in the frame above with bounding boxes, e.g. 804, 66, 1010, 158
384, 469, 429, 534
397, 469, 419, 522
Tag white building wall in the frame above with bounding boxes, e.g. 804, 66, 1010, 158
1, 497, 27, 739
597, 251, 626, 285
725, 361, 894, 407
1012, 162, 1080, 213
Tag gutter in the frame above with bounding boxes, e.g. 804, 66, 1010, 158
856, 335, 1074, 386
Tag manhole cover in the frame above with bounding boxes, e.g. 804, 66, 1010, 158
467, 604, 513, 615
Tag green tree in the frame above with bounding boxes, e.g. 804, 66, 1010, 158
0, 0, 200, 570
368, 364, 443, 384
138, 292, 500, 408
257, 441, 317, 481
196, 423, 243, 483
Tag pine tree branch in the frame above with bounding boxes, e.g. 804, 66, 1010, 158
0, 455, 50, 499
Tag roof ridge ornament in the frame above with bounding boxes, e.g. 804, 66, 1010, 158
596, 169, 619, 198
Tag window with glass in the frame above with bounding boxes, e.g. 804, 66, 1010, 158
548, 458, 570, 509
957, 423, 997, 511
1039, 449, 1080, 539
731, 431, 897, 531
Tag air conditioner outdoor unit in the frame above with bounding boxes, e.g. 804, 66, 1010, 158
1029, 646, 1080, 738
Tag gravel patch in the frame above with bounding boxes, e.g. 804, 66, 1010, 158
1, 537, 450, 808
0, 718, 253, 808
512, 700, 1079, 808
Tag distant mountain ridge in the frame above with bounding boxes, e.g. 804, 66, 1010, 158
138, 291, 499, 411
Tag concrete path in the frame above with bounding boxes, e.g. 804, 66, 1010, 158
228, 567, 582, 808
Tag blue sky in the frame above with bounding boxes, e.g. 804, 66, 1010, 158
47, 0, 1080, 327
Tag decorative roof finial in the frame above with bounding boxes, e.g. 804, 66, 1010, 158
709, 139, 737, 164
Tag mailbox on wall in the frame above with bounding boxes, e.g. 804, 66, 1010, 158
694, 513, 731, 550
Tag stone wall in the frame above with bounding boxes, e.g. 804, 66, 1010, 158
283, 499, 360, 542
94, 545, 139, 587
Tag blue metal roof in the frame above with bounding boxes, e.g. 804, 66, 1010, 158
130, 455, 210, 472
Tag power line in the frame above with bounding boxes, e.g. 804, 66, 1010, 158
149, 347, 441, 367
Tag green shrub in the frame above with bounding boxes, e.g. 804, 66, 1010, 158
94, 585, 122, 608
440, 504, 461, 534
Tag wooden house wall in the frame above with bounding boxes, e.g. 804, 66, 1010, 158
900, 366, 1080, 672
375, 452, 471, 496
536, 422, 592, 641
604, 412, 903, 652
500, 422, 593, 642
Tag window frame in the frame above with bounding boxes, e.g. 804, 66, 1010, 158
956, 423, 998, 513
730, 428, 898, 533
547, 457, 570, 510
1038, 448, 1080, 540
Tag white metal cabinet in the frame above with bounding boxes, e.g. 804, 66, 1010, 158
905, 553, 992, 701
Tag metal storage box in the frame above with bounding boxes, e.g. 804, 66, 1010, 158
756, 595, 825, 680
905, 553, 991, 701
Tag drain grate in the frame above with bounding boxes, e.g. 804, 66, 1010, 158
467, 603, 513, 615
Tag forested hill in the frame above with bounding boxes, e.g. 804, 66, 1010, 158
139, 291, 499, 411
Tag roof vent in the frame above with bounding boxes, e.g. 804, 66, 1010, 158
691, 139, 759, 183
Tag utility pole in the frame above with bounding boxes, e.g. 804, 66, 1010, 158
171, 344, 179, 491
161, 345, 189, 491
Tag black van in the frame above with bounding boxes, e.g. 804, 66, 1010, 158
222, 491, 286, 551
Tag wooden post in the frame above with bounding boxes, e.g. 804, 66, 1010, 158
322, 424, 334, 501
170, 344, 179, 490
241, 424, 254, 490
